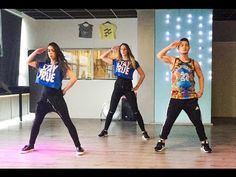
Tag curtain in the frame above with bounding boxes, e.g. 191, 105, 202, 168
0, 10, 22, 87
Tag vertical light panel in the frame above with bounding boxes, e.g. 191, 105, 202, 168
155, 9, 213, 124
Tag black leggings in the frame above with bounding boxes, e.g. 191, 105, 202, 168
159, 98, 208, 141
104, 77, 146, 132
28, 94, 81, 148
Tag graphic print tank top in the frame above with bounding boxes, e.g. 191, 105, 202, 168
113, 59, 140, 80
35, 61, 62, 90
171, 58, 197, 99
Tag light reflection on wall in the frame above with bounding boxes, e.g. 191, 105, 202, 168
155, 9, 213, 124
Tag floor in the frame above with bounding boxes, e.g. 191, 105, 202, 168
0, 114, 235, 170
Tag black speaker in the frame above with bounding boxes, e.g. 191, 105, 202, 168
121, 97, 135, 121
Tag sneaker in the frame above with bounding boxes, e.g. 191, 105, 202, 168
142, 131, 150, 140
98, 130, 108, 137
76, 146, 85, 156
201, 141, 212, 153
20, 145, 35, 154
154, 140, 165, 152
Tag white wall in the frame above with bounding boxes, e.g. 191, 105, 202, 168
19, 16, 139, 119
0, 94, 29, 121
19, 14, 41, 86
34, 19, 137, 52
63, 80, 115, 118
137, 10, 155, 124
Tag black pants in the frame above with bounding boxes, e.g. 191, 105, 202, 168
159, 98, 208, 141
104, 77, 146, 132
28, 94, 81, 148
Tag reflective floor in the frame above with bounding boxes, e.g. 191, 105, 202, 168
0, 114, 235, 169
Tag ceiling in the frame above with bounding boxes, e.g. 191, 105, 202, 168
15, 9, 236, 21
15, 9, 137, 19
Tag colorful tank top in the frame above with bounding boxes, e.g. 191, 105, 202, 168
171, 58, 197, 99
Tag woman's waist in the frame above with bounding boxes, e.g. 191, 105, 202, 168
115, 77, 132, 89
42, 87, 62, 96
116, 76, 132, 82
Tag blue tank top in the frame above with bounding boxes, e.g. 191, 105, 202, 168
35, 61, 62, 90
113, 59, 140, 80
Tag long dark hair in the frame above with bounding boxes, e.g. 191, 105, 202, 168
47, 42, 70, 78
117, 43, 136, 69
